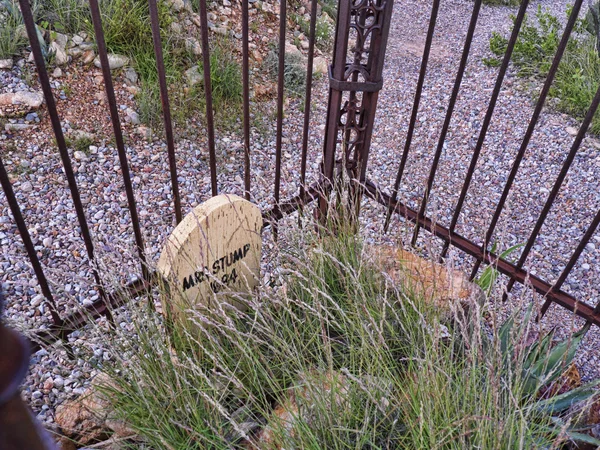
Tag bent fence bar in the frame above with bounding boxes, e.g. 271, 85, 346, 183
2, 0, 600, 398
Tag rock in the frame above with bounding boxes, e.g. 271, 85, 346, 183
82, 50, 96, 64
170, 21, 182, 34
74, 151, 88, 161
252, 49, 263, 64
566, 126, 579, 136
21, 181, 33, 192
125, 108, 140, 125
54, 373, 134, 446
50, 41, 69, 65
168, 0, 185, 11
53, 32, 69, 50
5, 123, 34, 132
136, 126, 152, 140
285, 41, 304, 60
93, 54, 129, 70
42, 237, 53, 247
313, 56, 328, 75
123, 67, 138, 85
25, 112, 38, 121
301, 40, 309, 50
0, 58, 12, 69
370, 245, 484, 320
53, 67, 63, 78
254, 370, 351, 447
185, 37, 203, 56
0, 91, 44, 117
72, 35, 84, 45
185, 66, 202, 85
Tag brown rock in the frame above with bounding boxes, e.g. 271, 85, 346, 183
370, 245, 484, 317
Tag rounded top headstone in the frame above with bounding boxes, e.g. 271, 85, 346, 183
157, 194, 262, 325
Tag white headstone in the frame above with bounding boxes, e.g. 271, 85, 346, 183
157, 194, 262, 325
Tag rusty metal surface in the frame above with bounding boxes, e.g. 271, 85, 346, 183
149, 0, 183, 225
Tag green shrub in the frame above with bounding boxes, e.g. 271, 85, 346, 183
265, 45, 306, 97
0, 0, 29, 59
39, 0, 89, 34
93, 219, 600, 449
486, 5, 600, 133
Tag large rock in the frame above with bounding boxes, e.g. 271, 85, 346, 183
93, 53, 129, 70
50, 41, 69, 65
54, 373, 136, 447
0, 58, 13, 69
370, 245, 484, 319
0, 91, 44, 117
185, 65, 202, 85
313, 56, 328, 75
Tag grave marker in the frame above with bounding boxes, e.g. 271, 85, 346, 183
157, 194, 262, 325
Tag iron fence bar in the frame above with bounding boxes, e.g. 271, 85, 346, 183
89, 0, 149, 281
299, 0, 318, 214
503, 81, 600, 301
411, 0, 482, 245
319, 0, 351, 219
364, 180, 600, 327
273, 0, 287, 231
242, 0, 251, 201
439, 0, 530, 260
31, 274, 155, 351
0, 158, 61, 325
469, 0, 584, 280
197, 0, 218, 196
263, 182, 322, 226
148, 0, 182, 224
540, 207, 600, 318
18, 0, 108, 313
383, 0, 440, 232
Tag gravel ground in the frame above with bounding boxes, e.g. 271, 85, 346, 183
1, 0, 600, 431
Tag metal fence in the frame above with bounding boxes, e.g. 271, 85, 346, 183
4, 0, 600, 445
2, 0, 600, 364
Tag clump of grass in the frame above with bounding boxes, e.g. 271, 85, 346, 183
92, 216, 600, 449
265, 45, 306, 97
482, 0, 519, 6
485, 5, 600, 133
0, 0, 29, 59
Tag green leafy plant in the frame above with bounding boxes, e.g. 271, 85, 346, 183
486, 5, 600, 133
475, 242, 523, 297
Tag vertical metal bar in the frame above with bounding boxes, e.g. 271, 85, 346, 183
18, 0, 107, 306
383, 0, 440, 232
439, 0, 529, 260
273, 0, 287, 219
148, 0, 182, 224
411, 0, 482, 245
504, 81, 600, 300
540, 207, 600, 317
299, 0, 318, 209
470, 0, 584, 280
0, 159, 61, 325
197, 0, 218, 196
319, 0, 352, 219
88, 0, 149, 280
352, 0, 395, 220
242, 0, 251, 201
